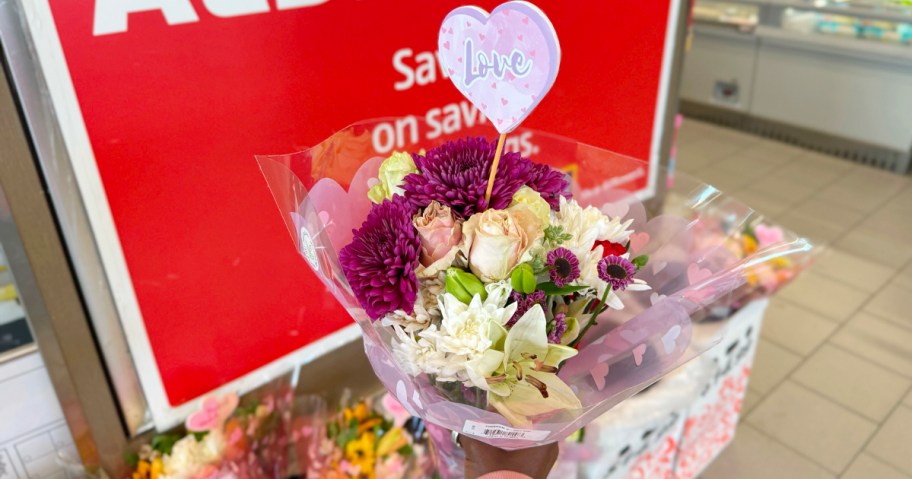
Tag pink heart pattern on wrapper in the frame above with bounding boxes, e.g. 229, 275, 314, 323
438, 1, 561, 134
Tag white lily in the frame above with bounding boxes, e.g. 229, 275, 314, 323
466, 304, 582, 427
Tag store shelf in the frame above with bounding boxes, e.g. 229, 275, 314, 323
755, 25, 912, 65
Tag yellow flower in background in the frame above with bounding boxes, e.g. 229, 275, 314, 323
376, 427, 408, 457
368, 152, 416, 203
344, 432, 376, 479
150, 458, 163, 479
741, 234, 758, 255
343, 403, 369, 424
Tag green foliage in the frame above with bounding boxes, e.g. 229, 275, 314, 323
544, 225, 573, 247
511, 263, 537, 294
536, 282, 589, 295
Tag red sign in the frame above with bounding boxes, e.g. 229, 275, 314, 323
31, 0, 677, 425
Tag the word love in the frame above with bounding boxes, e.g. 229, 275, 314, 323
463, 39, 532, 88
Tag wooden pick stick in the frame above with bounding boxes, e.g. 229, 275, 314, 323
484, 133, 507, 204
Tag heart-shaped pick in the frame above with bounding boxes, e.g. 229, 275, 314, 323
186, 393, 239, 432
439, 1, 560, 134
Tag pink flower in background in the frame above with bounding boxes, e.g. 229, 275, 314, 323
754, 224, 784, 248
382, 393, 412, 427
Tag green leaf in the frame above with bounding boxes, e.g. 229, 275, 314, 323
124, 452, 139, 468
445, 267, 487, 303
511, 264, 536, 294
632, 254, 649, 270
151, 434, 181, 455
536, 282, 589, 295
544, 225, 573, 247
191, 431, 208, 441
397, 444, 414, 457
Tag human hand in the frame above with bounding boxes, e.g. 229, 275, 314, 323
460, 435, 559, 479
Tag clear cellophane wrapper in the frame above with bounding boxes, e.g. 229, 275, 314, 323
257, 118, 813, 477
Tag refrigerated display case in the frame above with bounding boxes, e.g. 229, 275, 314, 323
681, 0, 912, 173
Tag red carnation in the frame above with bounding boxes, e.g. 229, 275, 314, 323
593, 239, 627, 257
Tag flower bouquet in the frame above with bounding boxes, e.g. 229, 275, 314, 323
257, 117, 812, 476
306, 393, 434, 478
125, 383, 292, 479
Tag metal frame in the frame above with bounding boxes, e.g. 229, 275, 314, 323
0, 0, 151, 435
0, 64, 129, 475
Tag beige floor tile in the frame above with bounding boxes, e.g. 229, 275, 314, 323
834, 230, 912, 268
778, 272, 870, 322
712, 153, 779, 177
859, 208, 912, 242
810, 249, 896, 293
749, 340, 802, 394
830, 312, 912, 378
904, 389, 912, 408
775, 212, 848, 245
773, 161, 846, 189
866, 406, 912, 473
746, 381, 876, 473
786, 198, 865, 229
792, 151, 856, 173
729, 187, 794, 218
761, 300, 837, 356
727, 143, 799, 168
883, 186, 912, 214
792, 344, 911, 421
741, 387, 764, 416
693, 166, 755, 193
677, 138, 744, 172
864, 285, 912, 331
743, 139, 808, 162
745, 175, 820, 204
814, 170, 907, 213
699, 424, 835, 479
842, 453, 912, 479
894, 262, 912, 291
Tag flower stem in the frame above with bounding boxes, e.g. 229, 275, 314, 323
570, 286, 612, 348
484, 133, 507, 204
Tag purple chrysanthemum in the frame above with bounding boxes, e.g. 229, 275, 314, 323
507, 290, 545, 327
401, 137, 570, 218
597, 255, 637, 291
402, 137, 531, 218
547, 247, 580, 287
527, 162, 572, 209
339, 196, 421, 320
548, 313, 567, 344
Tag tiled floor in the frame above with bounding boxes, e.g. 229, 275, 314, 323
677, 119, 912, 479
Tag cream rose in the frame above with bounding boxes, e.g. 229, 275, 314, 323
367, 151, 417, 203
509, 186, 551, 226
462, 204, 544, 282
413, 202, 462, 277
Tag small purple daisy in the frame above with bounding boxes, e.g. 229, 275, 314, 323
546, 247, 581, 287
339, 196, 421, 320
548, 313, 568, 344
507, 290, 545, 327
598, 255, 637, 291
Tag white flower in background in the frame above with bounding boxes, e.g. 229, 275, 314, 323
160, 431, 225, 479
551, 197, 634, 258
577, 247, 650, 310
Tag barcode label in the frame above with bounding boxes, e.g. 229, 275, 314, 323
462, 420, 549, 441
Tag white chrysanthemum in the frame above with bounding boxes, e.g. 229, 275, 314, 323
391, 325, 447, 377
381, 275, 445, 333
551, 197, 634, 258
422, 292, 516, 357
578, 247, 650, 310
